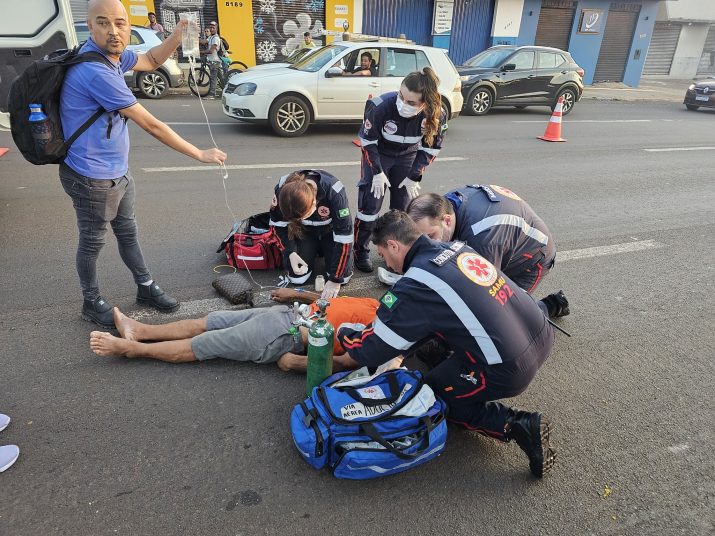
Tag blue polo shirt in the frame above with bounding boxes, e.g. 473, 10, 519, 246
60, 38, 138, 179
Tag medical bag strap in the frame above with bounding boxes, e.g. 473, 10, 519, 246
359, 417, 434, 460
341, 373, 402, 407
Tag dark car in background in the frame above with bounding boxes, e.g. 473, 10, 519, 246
684, 77, 715, 111
458, 45, 584, 116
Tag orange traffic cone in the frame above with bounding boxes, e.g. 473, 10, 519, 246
0, 148, 8, 158
538, 96, 566, 142
352, 94, 373, 146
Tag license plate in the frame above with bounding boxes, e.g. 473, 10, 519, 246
696, 95, 710, 101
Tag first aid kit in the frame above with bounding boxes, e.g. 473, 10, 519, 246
217, 213, 283, 270
290, 368, 448, 479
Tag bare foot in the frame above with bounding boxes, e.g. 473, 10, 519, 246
113, 307, 141, 341
90, 331, 133, 357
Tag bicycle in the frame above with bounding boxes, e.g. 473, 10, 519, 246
187, 53, 248, 97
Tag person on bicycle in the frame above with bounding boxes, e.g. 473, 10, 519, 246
205, 21, 222, 100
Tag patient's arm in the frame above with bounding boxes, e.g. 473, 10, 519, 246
271, 288, 320, 304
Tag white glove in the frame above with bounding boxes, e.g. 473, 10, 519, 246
288, 252, 309, 275
398, 178, 421, 200
321, 280, 341, 299
371, 171, 390, 199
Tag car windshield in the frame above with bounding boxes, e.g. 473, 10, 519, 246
464, 48, 516, 68
292, 44, 349, 72
285, 46, 318, 64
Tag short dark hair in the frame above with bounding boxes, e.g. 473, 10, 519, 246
361, 51, 373, 61
148, 11, 156, 17
371, 210, 421, 247
406, 193, 454, 223
303, 31, 311, 37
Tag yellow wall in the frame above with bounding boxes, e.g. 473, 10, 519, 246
120, 0, 157, 28
217, 0, 256, 67
324, 0, 354, 44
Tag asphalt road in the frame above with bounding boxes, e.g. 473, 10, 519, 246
0, 98, 713, 536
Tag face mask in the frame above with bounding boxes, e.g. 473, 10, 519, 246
396, 96, 423, 118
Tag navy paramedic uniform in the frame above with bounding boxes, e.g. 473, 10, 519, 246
446, 184, 555, 293
269, 170, 353, 285
338, 235, 553, 440
355, 92, 447, 260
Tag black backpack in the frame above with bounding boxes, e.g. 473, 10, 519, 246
9, 47, 113, 165
219, 36, 230, 56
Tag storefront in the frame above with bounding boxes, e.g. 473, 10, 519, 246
519, 0, 660, 86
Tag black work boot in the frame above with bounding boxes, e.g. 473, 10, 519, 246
540, 290, 570, 318
137, 282, 179, 312
82, 297, 115, 329
504, 411, 556, 478
354, 257, 374, 273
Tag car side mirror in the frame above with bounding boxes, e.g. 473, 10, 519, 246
325, 67, 343, 78
501, 63, 516, 72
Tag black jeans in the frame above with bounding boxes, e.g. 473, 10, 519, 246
60, 163, 151, 301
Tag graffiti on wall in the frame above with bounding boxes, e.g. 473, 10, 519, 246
253, 0, 326, 63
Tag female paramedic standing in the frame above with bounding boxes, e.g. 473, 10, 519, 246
269, 170, 354, 298
353, 67, 447, 273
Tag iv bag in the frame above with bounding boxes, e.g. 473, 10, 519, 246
179, 12, 200, 59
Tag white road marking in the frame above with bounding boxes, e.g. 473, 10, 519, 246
512, 119, 651, 123
643, 146, 715, 153
165, 122, 237, 125
556, 240, 663, 262
667, 444, 690, 454
128, 240, 664, 320
141, 156, 468, 173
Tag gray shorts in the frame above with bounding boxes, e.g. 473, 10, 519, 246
191, 305, 303, 363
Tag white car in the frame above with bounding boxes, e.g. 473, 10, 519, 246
247, 46, 321, 72
222, 41, 463, 136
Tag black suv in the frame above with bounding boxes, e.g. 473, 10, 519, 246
458, 45, 584, 116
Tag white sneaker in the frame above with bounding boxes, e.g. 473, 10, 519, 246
377, 266, 402, 286
0, 445, 19, 472
0, 413, 9, 432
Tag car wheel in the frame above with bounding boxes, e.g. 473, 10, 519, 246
138, 71, 169, 99
685, 104, 699, 111
554, 87, 577, 115
465, 87, 493, 116
269, 95, 311, 137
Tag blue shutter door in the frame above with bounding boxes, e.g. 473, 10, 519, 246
361, 0, 434, 46
449, 0, 495, 66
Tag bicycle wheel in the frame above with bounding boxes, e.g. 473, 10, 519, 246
188, 65, 210, 97
229, 61, 248, 71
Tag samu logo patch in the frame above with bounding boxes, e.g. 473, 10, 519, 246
381, 291, 398, 308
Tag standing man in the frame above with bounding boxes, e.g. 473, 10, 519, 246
337, 211, 557, 478
60, 0, 227, 329
145, 12, 164, 34
205, 21, 222, 100
353, 68, 446, 272
300, 32, 316, 49
406, 185, 569, 317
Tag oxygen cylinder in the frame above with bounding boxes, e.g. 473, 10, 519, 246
305, 299, 334, 396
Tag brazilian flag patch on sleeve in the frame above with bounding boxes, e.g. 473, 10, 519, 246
381, 291, 398, 309
338, 208, 350, 218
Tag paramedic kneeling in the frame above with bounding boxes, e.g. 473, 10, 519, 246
337, 210, 556, 478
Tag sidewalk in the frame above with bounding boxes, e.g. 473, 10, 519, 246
583, 77, 693, 103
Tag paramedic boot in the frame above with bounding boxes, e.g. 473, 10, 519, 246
355, 257, 374, 273
504, 410, 555, 478
540, 290, 570, 318
137, 282, 180, 312
82, 296, 115, 329
0, 445, 20, 473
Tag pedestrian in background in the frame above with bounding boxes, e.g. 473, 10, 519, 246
145, 12, 163, 34
205, 21, 222, 100
353, 68, 447, 272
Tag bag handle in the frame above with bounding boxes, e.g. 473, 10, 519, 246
340, 373, 404, 407
359, 417, 433, 460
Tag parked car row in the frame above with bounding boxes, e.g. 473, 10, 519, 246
221, 43, 586, 136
